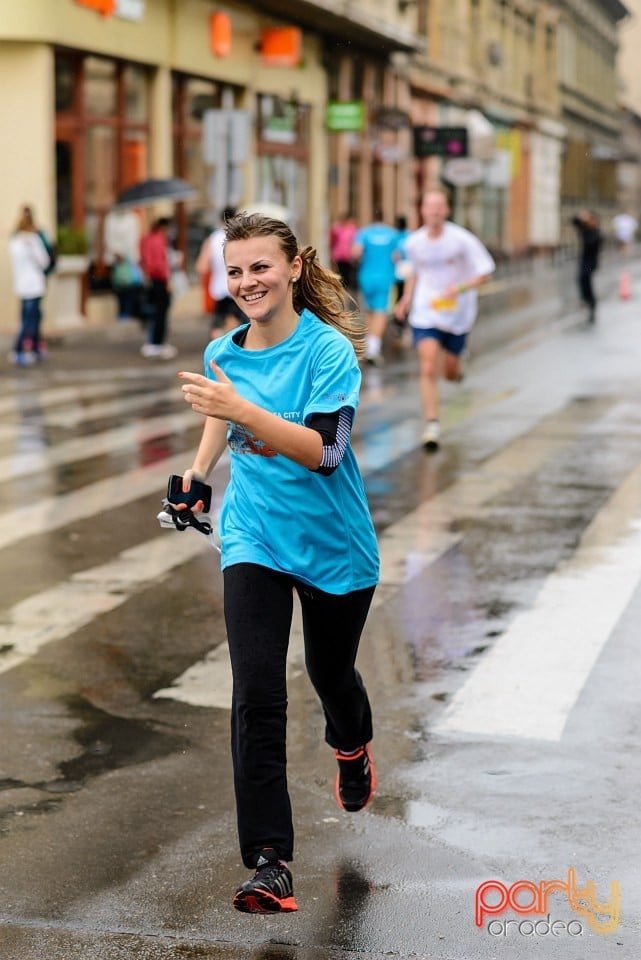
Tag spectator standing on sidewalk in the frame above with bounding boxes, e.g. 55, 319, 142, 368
329, 212, 358, 290
8, 205, 50, 366
195, 206, 247, 339
352, 212, 399, 365
395, 188, 495, 451
139, 217, 177, 359
104, 207, 142, 321
572, 210, 602, 324
176, 212, 379, 915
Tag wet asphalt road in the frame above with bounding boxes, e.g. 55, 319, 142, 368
1, 255, 640, 959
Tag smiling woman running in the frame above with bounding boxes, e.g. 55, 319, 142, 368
176, 212, 379, 914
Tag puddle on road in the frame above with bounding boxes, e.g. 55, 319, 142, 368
53, 695, 186, 789
0, 695, 186, 824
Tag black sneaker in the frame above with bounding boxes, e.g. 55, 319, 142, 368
335, 744, 376, 812
233, 848, 299, 914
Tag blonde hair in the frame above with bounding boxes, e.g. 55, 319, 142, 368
16, 206, 36, 233
224, 213, 365, 358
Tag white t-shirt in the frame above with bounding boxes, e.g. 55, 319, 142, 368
9, 232, 50, 299
405, 222, 496, 334
612, 214, 637, 244
103, 209, 140, 264
208, 227, 232, 301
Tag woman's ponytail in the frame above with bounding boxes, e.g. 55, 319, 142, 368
294, 246, 365, 358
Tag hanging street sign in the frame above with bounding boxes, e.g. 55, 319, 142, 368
326, 101, 366, 132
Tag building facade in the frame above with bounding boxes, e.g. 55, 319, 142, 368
256, 0, 419, 228
0, 0, 631, 332
613, 0, 641, 225
406, 0, 565, 255
0, 0, 420, 333
0, 0, 328, 330
557, 0, 629, 243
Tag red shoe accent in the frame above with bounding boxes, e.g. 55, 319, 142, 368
233, 889, 299, 914
335, 743, 376, 812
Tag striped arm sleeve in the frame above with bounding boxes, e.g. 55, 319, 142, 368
307, 406, 354, 476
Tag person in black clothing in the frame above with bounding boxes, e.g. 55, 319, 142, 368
572, 210, 602, 323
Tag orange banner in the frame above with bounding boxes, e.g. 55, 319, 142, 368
75, 0, 116, 16
210, 12, 232, 57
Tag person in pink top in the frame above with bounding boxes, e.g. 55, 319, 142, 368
330, 212, 358, 290
139, 217, 177, 359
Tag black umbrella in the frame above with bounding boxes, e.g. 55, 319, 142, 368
113, 177, 197, 208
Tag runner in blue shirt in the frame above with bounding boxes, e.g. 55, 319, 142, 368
175, 212, 379, 915
352, 213, 399, 365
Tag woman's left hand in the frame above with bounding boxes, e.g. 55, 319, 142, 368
179, 361, 244, 420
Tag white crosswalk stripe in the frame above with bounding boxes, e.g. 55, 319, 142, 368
0, 387, 176, 438
0, 411, 198, 483
0, 532, 211, 677
0, 378, 126, 417
435, 463, 641, 741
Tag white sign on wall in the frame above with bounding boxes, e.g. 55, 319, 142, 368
442, 157, 484, 186
116, 0, 145, 21
484, 150, 511, 189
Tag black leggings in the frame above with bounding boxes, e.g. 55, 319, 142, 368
223, 563, 375, 867
578, 264, 596, 309
148, 279, 170, 345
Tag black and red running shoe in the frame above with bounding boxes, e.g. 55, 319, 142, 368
335, 744, 376, 812
233, 848, 299, 914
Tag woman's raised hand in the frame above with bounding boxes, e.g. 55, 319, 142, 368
179, 360, 245, 421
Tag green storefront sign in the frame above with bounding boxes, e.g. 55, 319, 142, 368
326, 101, 365, 132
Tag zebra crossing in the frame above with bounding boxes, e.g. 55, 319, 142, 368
2, 297, 641, 746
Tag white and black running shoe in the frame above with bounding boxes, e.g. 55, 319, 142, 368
233, 848, 298, 914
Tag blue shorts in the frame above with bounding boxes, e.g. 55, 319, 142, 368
359, 282, 392, 312
412, 326, 468, 356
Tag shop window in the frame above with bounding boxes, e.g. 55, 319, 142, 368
351, 60, 365, 102
86, 126, 118, 209
124, 65, 149, 123
187, 79, 219, 122
172, 74, 231, 266
122, 131, 148, 188
55, 141, 73, 226
85, 57, 117, 117
256, 95, 310, 240
327, 60, 340, 102
55, 51, 150, 279
55, 56, 77, 112
259, 96, 298, 145
371, 68, 385, 110
256, 154, 308, 238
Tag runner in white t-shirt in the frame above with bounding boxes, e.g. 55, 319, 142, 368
612, 212, 637, 253
395, 189, 495, 451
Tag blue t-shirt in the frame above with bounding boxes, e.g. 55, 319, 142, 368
204, 309, 380, 594
355, 223, 399, 289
